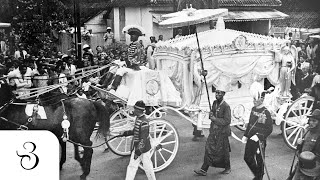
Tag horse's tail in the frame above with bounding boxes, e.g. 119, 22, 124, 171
92, 101, 111, 138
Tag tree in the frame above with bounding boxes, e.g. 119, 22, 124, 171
11, 0, 72, 56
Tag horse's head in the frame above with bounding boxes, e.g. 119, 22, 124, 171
0, 79, 13, 107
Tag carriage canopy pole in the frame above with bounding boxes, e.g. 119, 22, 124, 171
195, 26, 212, 111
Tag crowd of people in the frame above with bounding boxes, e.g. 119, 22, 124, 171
0, 27, 164, 99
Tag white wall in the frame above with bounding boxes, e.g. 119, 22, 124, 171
113, 8, 120, 41
84, 11, 108, 33
153, 23, 173, 41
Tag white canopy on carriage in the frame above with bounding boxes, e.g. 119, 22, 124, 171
153, 27, 289, 125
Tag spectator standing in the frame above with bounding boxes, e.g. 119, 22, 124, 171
83, 44, 94, 64
0, 33, 7, 56
14, 43, 28, 60
146, 36, 157, 69
103, 27, 114, 48
175, 28, 183, 38
194, 85, 232, 176
158, 35, 163, 42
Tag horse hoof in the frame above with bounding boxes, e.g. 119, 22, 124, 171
80, 174, 87, 180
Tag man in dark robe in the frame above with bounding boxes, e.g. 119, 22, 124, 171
194, 85, 232, 176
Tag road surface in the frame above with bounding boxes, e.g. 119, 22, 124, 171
60, 110, 295, 180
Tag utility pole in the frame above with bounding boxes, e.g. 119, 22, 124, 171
73, 0, 77, 57
209, 0, 219, 29
75, 0, 81, 61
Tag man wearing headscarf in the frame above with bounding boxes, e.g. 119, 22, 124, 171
194, 85, 232, 176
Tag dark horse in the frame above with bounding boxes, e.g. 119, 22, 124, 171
0, 80, 111, 180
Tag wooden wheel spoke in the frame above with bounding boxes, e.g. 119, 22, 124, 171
298, 102, 303, 118
154, 150, 157, 168
306, 102, 314, 115
124, 138, 128, 152
161, 147, 173, 154
287, 126, 299, 140
291, 110, 301, 120
161, 140, 176, 146
115, 138, 125, 150
159, 130, 173, 142
285, 124, 298, 131
158, 150, 167, 163
292, 128, 302, 145
157, 124, 166, 138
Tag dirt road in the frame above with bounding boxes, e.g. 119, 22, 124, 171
60, 110, 294, 180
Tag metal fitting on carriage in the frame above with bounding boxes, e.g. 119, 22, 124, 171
200, 70, 208, 77
33, 104, 38, 112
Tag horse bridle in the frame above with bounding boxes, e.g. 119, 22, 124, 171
0, 98, 35, 130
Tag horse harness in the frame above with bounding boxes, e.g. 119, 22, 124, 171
0, 96, 117, 149
0, 97, 69, 131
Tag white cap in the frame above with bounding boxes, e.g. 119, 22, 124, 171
61, 54, 69, 59
83, 44, 90, 49
216, 84, 228, 92
107, 27, 112, 30
250, 81, 264, 100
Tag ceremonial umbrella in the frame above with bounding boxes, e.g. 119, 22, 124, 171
159, 8, 228, 110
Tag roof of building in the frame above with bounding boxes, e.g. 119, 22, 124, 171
273, 11, 320, 28
273, 0, 320, 28
109, 0, 282, 7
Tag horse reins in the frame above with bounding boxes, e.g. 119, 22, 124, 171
0, 116, 29, 130
66, 135, 122, 149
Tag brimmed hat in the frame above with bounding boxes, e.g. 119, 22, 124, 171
134, 100, 145, 111
83, 44, 90, 50
299, 151, 320, 177
307, 109, 320, 121
107, 27, 112, 30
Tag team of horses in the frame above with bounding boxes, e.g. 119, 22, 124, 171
0, 79, 113, 180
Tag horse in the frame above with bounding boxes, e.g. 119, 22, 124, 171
0, 80, 111, 180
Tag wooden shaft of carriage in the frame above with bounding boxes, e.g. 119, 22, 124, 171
195, 26, 212, 111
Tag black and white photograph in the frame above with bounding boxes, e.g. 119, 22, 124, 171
0, 0, 319, 179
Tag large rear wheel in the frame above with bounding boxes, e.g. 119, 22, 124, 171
139, 119, 179, 172
282, 96, 313, 149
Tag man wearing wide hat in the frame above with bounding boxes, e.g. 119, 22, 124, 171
194, 85, 232, 176
292, 109, 320, 180
108, 31, 145, 92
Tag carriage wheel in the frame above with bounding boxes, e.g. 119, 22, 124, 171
233, 104, 247, 131
139, 119, 179, 172
282, 96, 314, 149
106, 109, 135, 156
